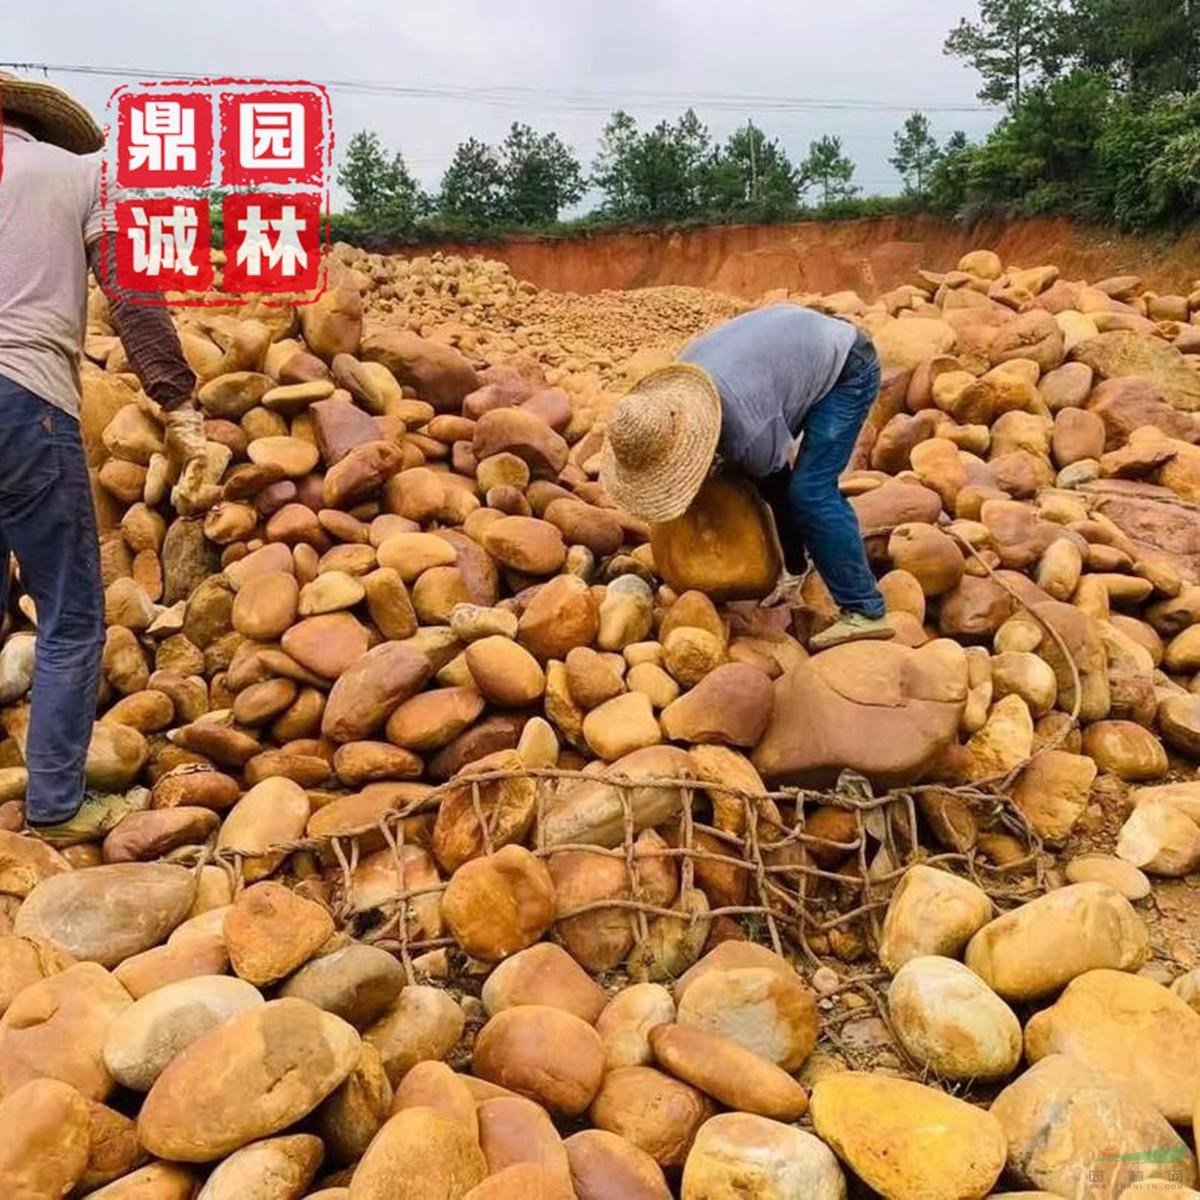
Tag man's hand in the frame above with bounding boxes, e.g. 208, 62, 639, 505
164, 406, 219, 514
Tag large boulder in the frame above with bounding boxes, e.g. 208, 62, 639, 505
137, 998, 359, 1162
102, 975, 264, 1091
518, 575, 600, 662
0, 934, 75, 1017
661, 663, 773, 747
348, 1107, 487, 1199
0, 830, 70, 897
223, 881, 336, 986
681, 1113, 845, 1200
360, 330, 479, 412
192, 1133, 323, 1200
0, 962, 131, 1100
888, 955, 1022, 1081
589, 1066, 714, 1169
15, 864, 195, 967
872, 317, 956, 371
674, 955, 817, 1073
279, 942, 406, 1030
649, 476, 781, 602
991, 1055, 1195, 1199
964, 883, 1147, 1002
1024, 969, 1200, 1125
648, 1024, 808, 1121
215, 777, 311, 882
565, 1129, 672, 1200
472, 1004, 604, 1116
810, 1073, 1006, 1200
363, 984, 464, 1085
321, 642, 432, 743
878, 865, 992, 972
0, 1078, 92, 1199
1074, 331, 1200, 412
84, 1163, 198, 1198
440, 845, 556, 962
299, 283, 362, 360
752, 640, 967, 787
481, 943, 607, 1024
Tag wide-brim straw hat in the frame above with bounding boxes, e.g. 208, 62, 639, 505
600, 363, 722, 524
0, 71, 103, 154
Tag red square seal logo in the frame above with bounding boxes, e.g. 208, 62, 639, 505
116, 92, 213, 188
114, 198, 214, 295
219, 90, 327, 186
222, 193, 323, 293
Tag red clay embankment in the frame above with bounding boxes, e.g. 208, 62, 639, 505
397, 215, 1200, 300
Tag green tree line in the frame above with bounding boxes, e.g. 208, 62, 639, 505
927, 0, 1200, 228
332, 0, 1200, 244
332, 115, 868, 245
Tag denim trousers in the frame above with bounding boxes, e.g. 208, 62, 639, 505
0, 375, 105, 823
757, 338, 886, 618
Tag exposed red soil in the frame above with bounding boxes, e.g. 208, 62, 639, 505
398, 215, 1200, 300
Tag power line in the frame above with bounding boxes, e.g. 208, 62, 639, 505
0, 60, 992, 115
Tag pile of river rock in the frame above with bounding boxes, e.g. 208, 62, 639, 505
2, 246, 1200, 1197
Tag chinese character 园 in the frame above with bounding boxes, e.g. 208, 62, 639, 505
239, 102, 305, 169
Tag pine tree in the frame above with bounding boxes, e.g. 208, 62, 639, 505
890, 112, 942, 195
799, 135, 860, 205
438, 137, 504, 226
701, 122, 802, 217
337, 130, 424, 224
497, 123, 585, 225
592, 110, 641, 218
943, 0, 1065, 107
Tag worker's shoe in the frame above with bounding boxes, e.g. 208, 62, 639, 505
809, 613, 895, 653
26, 786, 151, 847
760, 569, 806, 608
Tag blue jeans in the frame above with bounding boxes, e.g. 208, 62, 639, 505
758, 337, 885, 618
0, 376, 104, 824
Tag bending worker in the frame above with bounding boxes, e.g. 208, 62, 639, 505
601, 304, 892, 652
0, 71, 212, 843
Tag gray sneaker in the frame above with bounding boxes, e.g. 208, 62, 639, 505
27, 786, 151, 847
809, 613, 896, 652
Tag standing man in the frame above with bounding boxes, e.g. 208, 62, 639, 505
0, 71, 212, 843
601, 304, 892, 651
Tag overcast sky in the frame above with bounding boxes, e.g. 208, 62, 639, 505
5, 0, 999, 207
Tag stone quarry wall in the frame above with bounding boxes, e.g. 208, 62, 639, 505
399, 215, 1200, 301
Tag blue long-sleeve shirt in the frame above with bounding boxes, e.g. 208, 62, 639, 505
678, 305, 858, 478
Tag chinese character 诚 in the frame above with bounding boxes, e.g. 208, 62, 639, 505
127, 204, 200, 277
239, 102, 305, 169
127, 100, 196, 174
113, 198, 212, 295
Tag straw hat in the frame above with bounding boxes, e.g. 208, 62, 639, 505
600, 363, 722, 523
0, 71, 103, 154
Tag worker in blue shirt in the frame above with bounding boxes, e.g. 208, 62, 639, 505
601, 305, 892, 652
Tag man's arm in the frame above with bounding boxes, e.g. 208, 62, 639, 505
87, 233, 197, 410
